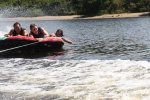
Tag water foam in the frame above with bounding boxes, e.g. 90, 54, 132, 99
0, 26, 11, 37
0, 59, 150, 100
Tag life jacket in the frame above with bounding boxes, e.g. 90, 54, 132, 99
30, 27, 44, 38
12, 27, 25, 36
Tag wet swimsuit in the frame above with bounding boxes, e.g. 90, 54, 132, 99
30, 27, 44, 38
12, 27, 25, 36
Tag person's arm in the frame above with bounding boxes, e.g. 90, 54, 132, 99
4, 29, 13, 37
23, 30, 29, 36
61, 37, 73, 44
41, 27, 49, 37
29, 33, 34, 38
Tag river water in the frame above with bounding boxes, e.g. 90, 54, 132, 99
0, 17, 150, 100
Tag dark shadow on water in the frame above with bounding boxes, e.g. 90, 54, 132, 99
74, 14, 97, 19
0, 49, 65, 59
140, 12, 150, 16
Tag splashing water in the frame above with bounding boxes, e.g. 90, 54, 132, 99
0, 5, 65, 18
0, 6, 45, 17
0, 26, 11, 37
0, 17, 150, 100
0, 59, 150, 100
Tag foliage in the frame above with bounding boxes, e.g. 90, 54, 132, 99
0, 0, 149, 16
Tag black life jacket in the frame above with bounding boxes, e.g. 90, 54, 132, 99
30, 27, 44, 38
12, 27, 25, 36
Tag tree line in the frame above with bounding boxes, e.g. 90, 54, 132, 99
0, 0, 149, 17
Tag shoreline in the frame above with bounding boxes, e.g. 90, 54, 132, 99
0, 12, 149, 21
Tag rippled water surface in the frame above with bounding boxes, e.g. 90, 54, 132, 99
0, 17, 150, 60
0, 17, 150, 100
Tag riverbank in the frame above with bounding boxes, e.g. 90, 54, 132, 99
0, 12, 149, 21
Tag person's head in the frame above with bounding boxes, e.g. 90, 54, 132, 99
13, 22, 21, 32
30, 24, 38, 34
55, 29, 63, 37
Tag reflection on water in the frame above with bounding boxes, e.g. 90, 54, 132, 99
0, 49, 65, 59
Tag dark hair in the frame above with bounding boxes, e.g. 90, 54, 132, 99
13, 22, 21, 27
30, 24, 36, 30
56, 29, 63, 36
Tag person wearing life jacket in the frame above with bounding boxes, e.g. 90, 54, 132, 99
29, 24, 49, 39
49, 29, 64, 37
50, 29, 73, 44
4, 22, 28, 37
